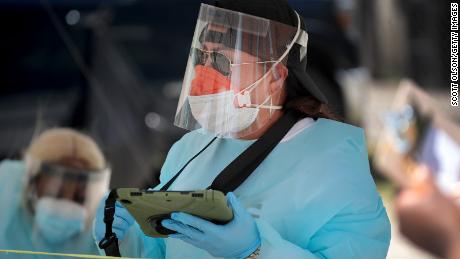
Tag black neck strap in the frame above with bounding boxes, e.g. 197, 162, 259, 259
162, 110, 300, 193
209, 110, 300, 193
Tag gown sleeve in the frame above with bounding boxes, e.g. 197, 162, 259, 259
115, 138, 187, 258
255, 131, 391, 259
0, 160, 26, 235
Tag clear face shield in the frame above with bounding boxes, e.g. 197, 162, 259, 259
24, 162, 110, 244
175, 4, 304, 138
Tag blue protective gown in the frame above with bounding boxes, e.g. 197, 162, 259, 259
0, 160, 98, 259
113, 118, 391, 258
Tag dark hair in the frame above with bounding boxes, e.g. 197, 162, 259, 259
285, 95, 342, 121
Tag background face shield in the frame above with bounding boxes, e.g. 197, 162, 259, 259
25, 163, 110, 227
175, 4, 299, 138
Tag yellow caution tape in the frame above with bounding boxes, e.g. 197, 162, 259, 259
0, 250, 144, 259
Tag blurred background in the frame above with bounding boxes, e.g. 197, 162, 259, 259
0, 0, 453, 257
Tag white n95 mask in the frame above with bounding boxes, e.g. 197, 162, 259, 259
188, 91, 260, 135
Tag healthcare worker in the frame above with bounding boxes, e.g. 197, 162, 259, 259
94, 0, 391, 258
0, 128, 111, 258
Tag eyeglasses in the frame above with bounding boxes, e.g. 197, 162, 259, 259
191, 47, 276, 77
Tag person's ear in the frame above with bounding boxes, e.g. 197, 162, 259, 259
269, 64, 288, 94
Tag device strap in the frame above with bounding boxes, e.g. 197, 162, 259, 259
160, 136, 218, 191
209, 110, 300, 193
99, 111, 300, 257
99, 136, 218, 258
98, 189, 121, 257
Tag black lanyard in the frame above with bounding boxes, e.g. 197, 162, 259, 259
160, 136, 218, 191
161, 110, 300, 193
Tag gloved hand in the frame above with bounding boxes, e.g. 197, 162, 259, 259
162, 192, 261, 258
93, 196, 135, 243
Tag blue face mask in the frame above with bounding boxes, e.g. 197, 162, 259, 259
34, 198, 87, 244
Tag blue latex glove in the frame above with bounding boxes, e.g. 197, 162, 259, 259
162, 192, 260, 258
93, 196, 135, 243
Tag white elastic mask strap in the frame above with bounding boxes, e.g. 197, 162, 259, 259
237, 90, 282, 110
236, 11, 305, 108
256, 95, 282, 110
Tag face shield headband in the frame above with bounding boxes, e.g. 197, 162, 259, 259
175, 4, 308, 137
25, 162, 110, 214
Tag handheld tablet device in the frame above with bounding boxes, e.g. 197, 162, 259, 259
116, 188, 233, 237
